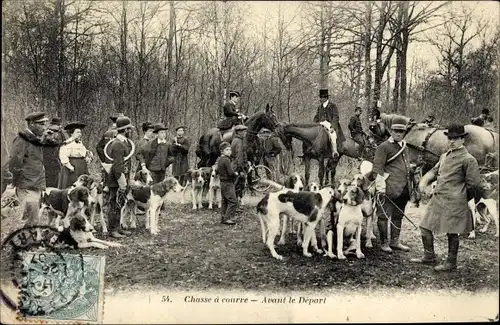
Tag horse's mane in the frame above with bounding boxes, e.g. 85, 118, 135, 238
380, 113, 412, 127
245, 111, 266, 127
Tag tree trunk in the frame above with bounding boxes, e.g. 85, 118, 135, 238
164, 0, 175, 123
57, 0, 65, 120
363, 1, 372, 112
399, 1, 409, 114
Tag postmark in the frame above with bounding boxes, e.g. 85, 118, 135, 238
1, 226, 106, 324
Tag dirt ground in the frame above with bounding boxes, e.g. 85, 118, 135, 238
2, 188, 498, 293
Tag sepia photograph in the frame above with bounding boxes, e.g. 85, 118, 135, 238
0, 0, 498, 323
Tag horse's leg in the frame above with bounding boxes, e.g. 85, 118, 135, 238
318, 158, 325, 187
329, 157, 338, 185
304, 157, 311, 186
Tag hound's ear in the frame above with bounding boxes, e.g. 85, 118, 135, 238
283, 176, 292, 189
68, 188, 79, 202
356, 187, 365, 204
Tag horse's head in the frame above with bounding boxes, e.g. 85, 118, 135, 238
245, 104, 279, 133
263, 103, 279, 130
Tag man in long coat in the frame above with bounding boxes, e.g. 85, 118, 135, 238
9, 112, 50, 226
373, 116, 413, 253
313, 89, 346, 153
171, 126, 190, 186
412, 124, 485, 272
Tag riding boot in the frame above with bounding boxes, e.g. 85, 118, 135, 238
434, 234, 459, 272
390, 218, 410, 251
377, 217, 392, 253
410, 227, 437, 264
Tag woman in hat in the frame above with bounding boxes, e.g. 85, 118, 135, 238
171, 125, 190, 186
413, 124, 485, 271
58, 122, 93, 189
42, 117, 66, 187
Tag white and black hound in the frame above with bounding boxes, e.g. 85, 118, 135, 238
278, 173, 305, 245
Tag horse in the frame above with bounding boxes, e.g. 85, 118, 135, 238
196, 104, 280, 169
275, 123, 374, 187
369, 113, 499, 170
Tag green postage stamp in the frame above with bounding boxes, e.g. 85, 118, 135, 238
18, 252, 105, 324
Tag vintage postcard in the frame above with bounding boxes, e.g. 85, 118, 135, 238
1, 0, 498, 323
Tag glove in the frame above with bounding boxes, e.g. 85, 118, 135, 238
375, 174, 386, 194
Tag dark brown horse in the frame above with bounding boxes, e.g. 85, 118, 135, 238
196, 104, 279, 168
275, 123, 374, 186
369, 113, 499, 169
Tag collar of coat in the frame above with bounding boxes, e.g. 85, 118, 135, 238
322, 100, 329, 108
18, 129, 45, 147
446, 145, 465, 155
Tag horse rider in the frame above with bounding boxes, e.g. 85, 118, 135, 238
412, 124, 485, 271
314, 88, 346, 155
472, 109, 494, 129
258, 128, 282, 179
171, 125, 191, 186
217, 91, 247, 137
104, 115, 135, 238
231, 124, 248, 211
373, 115, 413, 254
348, 106, 369, 146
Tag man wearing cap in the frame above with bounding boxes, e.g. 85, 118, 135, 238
171, 126, 190, 186
373, 116, 413, 253
231, 124, 248, 209
42, 117, 66, 187
217, 141, 239, 225
259, 128, 282, 179
412, 124, 485, 271
58, 122, 93, 189
217, 91, 245, 134
8, 112, 50, 226
314, 89, 346, 154
105, 115, 135, 238
136, 122, 175, 184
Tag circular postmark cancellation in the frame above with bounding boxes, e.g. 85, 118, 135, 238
0, 225, 86, 319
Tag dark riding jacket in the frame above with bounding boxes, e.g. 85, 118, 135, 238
348, 115, 364, 137
223, 101, 239, 118
313, 101, 346, 142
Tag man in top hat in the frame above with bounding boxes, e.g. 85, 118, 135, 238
171, 125, 190, 186
136, 122, 175, 184
105, 115, 135, 238
9, 112, 50, 227
472, 108, 494, 129
314, 89, 346, 155
42, 117, 66, 187
373, 115, 413, 253
231, 124, 248, 210
258, 128, 282, 179
412, 124, 485, 271
217, 91, 246, 135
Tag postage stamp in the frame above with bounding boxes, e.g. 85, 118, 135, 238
18, 252, 106, 324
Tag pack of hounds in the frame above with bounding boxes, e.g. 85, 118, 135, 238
256, 169, 499, 261
3, 164, 497, 258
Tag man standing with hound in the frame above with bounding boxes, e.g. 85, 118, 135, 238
136, 123, 175, 184
171, 125, 190, 186
105, 115, 135, 238
9, 112, 50, 227
231, 124, 248, 211
217, 141, 239, 225
313, 89, 345, 156
42, 117, 65, 188
373, 116, 412, 253
134, 122, 155, 175
412, 124, 484, 271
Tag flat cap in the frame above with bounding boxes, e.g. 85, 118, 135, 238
25, 112, 49, 123
219, 141, 231, 151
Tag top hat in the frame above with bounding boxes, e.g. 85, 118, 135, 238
229, 91, 241, 98
390, 116, 408, 131
153, 123, 168, 133
116, 116, 134, 131
319, 89, 329, 98
444, 124, 468, 139
64, 121, 86, 132
25, 111, 49, 123
142, 122, 154, 132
